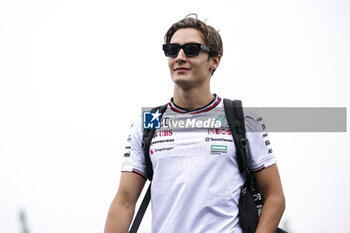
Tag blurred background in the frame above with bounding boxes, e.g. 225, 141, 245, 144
0, 0, 349, 232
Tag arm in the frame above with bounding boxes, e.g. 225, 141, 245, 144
104, 172, 146, 233
254, 164, 285, 233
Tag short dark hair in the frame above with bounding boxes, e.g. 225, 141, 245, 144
164, 14, 223, 58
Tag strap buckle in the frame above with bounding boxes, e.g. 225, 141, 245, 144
239, 138, 247, 149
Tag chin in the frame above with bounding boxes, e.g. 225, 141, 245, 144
172, 76, 194, 89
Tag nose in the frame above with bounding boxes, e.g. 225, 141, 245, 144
175, 48, 187, 63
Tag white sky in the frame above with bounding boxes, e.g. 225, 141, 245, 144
0, 0, 349, 232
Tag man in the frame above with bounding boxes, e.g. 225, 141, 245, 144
104, 14, 285, 233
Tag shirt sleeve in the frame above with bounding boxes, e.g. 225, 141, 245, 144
121, 114, 147, 179
244, 108, 276, 172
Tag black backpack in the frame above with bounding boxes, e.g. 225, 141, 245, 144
128, 99, 286, 233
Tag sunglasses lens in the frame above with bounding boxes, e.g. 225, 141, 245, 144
163, 43, 205, 57
183, 44, 201, 57
163, 44, 180, 57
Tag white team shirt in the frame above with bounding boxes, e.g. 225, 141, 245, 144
122, 95, 276, 233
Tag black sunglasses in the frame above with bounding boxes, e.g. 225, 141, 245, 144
162, 43, 211, 58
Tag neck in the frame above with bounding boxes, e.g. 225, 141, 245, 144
173, 85, 214, 111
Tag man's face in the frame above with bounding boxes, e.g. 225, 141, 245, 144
167, 28, 219, 89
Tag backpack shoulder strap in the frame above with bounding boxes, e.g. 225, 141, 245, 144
223, 99, 250, 176
142, 103, 168, 181
128, 185, 151, 233
129, 103, 168, 233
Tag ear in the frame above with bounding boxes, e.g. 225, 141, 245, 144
209, 55, 221, 72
